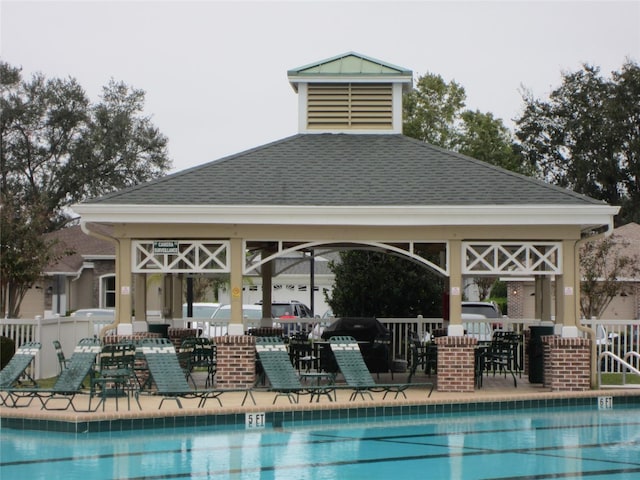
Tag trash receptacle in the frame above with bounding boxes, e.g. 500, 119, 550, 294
528, 325, 554, 383
148, 323, 170, 338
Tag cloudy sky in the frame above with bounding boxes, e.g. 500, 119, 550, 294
2, 0, 639, 173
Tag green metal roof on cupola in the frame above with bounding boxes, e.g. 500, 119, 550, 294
287, 52, 413, 91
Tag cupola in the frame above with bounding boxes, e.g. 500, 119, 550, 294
287, 52, 413, 134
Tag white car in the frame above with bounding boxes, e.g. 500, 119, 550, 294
462, 313, 494, 341
202, 304, 264, 337
182, 302, 220, 318
70, 308, 115, 317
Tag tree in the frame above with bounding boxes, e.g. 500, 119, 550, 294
403, 72, 466, 150
0, 62, 171, 317
458, 110, 533, 175
515, 61, 640, 224
580, 233, 640, 319
403, 72, 530, 174
326, 251, 444, 318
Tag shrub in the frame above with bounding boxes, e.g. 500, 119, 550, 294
0, 336, 16, 370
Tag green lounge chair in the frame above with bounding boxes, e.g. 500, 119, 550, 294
329, 336, 434, 401
0, 341, 41, 406
139, 338, 255, 409
255, 336, 336, 404
3, 338, 101, 410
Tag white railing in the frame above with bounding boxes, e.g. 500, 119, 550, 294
598, 351, 640, 387
0, 315, 110, 380
2, 315, 638, 380
579, 319, 640, 375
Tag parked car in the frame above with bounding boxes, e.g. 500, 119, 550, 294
199, 304, 263, 337
70, 308, 115, 317
212, 304, 263, 321
461, 301, 502, 341
181, 302, 220, 335
263, 301, 313, 318
70, 308, 115, 336
257, 300, 314, 336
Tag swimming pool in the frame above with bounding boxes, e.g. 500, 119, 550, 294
2, 405, 639, 479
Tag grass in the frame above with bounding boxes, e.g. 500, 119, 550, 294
33, 374, 93, 389
599, 373, 640, 385
34, 376, 58, 388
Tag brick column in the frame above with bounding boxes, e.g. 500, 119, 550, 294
435, 336, 478, 392
541, 335, 591, 391
214, 335, 256, 388
523, 329, 530, 375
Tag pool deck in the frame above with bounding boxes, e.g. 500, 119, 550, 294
2, 372, 639, 429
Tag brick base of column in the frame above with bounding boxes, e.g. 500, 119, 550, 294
435, 336, 478, 392
542, 335, 591, 391
214, 335, 256, 388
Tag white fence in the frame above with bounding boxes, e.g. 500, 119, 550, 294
1, 315, 638, 380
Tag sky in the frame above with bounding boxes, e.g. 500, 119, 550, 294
1, 0, 639, 174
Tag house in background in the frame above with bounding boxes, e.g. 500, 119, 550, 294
19, 224, 117, 318
507, 222, 640, 321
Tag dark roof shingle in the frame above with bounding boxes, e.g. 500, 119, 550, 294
86, 134, 604, 207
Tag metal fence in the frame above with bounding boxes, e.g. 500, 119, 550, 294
1, 315, 638, 380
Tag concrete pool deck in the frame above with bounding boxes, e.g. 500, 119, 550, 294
2, 372, 639, 430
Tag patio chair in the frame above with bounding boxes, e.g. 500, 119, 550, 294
407, 331, 437, 382
139, 338, 255, 409
179, 337, 217, 388
476, 331, 518, 388
53, 340, 69, 374
2, 338, 101, 410
255, 336, 336, 404
0, 341, 41, 406
90, 342, 142, 412
329, 336, 434, 401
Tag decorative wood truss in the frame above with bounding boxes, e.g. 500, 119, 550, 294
131, 239, 563, 277
132, 240, 230, 273
463, 241, 562, 275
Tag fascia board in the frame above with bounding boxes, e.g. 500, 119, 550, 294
72, 204, 620, 228
289, 74, 412, 84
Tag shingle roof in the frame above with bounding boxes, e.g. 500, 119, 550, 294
44, 224, 114, 274
85, 134, 604, 207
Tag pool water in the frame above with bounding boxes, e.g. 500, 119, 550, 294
2, 406, 640, 479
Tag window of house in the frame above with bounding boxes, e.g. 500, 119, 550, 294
102, 275, 116, 308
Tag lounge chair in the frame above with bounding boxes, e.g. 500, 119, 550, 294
329, 336, 434, 401
2, 338, 101, 411
255, 336, 336, 404
139, 338, 255, 409
0, 341, 41, 406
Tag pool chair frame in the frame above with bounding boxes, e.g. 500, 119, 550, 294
329, 336, 434, 401
2, 338, 102, 411
139, 338, 255, 409
255, 336, 337, 404
0, 341, 41, 407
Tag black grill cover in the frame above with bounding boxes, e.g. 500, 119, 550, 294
320, 317, 390, 373
320, 317, 389, 342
